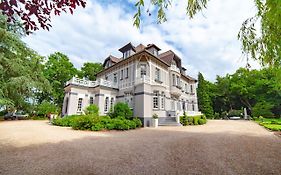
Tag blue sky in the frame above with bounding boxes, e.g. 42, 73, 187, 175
23, 0, 260, 81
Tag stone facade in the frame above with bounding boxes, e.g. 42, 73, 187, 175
62, 43, 201, 127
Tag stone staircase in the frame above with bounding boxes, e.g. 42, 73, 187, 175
159, 117, 182, 126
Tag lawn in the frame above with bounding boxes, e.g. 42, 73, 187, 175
255, 117, 281, 131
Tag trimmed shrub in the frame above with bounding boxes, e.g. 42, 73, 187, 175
198, 119, 205, 125
133, 117, 142, 128
91, 123, 104, 131
109, 102, 133, 119
72, 115, 98, 130
52, 115, 80, 127
193, 117, 199, 125
84, 104, 99, 116
113, 118, 130, 130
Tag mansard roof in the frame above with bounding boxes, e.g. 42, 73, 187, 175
146, 44, 161, 51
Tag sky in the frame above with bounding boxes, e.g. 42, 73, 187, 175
23, 0, 261, 81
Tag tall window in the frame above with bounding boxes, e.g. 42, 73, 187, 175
161, 92, 165, 109
177, 101, 181, 111
176, 76, 180, 86
77, 98, 83, 112
89, 97, 94, 105
140, 64, 147, 77
185, 83, 188, 92
124, 50, 130, 58
65, 97, 69, 113
124, 92, 133, 108
182, 101, 185, 111
120, 70, 123, 80
192, 102, 195, 111
110, 97, 114, 110
155, 68, 160, 81
126, 67, 129, 78
172, 74, 176, 86
153, 91, 159, 109
113, 73, 117, 83
104, 97, 109, 112
171, 100, 175, 111
190, 84, 193, 93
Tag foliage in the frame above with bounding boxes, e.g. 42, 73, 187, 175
0, 15, 50, 111
31, 116, 48, 120
79, 62, 103, 81
255, 118, 281, 131
152, 113, 158, 119
197, 72, 214, 119
41, 52, 78, 108
36, 101, 58, 117
52, 114, 142, 131
109, 102, 133, 119
134, 0, 281, 66
0, 0, 86, 33
180, 115, 207, 126
228, 110, 243, 117
84, 104, 99, 116
252, 101, 274, 118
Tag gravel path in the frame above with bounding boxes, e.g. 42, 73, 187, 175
0, 120, 280, 175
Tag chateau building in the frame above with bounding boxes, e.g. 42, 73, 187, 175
62, 42, 201, 126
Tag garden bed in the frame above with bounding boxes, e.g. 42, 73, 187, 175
254, 117, 281, 131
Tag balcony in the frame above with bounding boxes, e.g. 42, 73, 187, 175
170, 65, 180, 73
170, 86, 182, 97
135, 75, 150, 85
66, 77, 118, 89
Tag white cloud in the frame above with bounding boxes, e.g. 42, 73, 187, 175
23, 0, 261, 81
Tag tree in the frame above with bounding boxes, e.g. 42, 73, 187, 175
80, 62, 103, 81
197, 72, 214, 118
0, 0, 86, 34
36, 101, 58, 117
0, 15, 50, 111
109, 102, 133, 119
42, 52, 78, 108
84, 104, 99, 116
134, 0, 281, 66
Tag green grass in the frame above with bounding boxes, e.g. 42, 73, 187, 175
254, 117, 281, 131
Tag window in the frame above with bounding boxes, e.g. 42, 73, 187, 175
153, 49, 158, 56
182, 101, 185, 111
192, 102, 195, 111
140, 64, 147, 77
155, 68, 160, 81
120, 70, 123, 80
185, 84, 188, 92
172, 74, 176, 86
190, 84, 193, 93
124, 92, 133, 108
124, 50, 131, 58
65, 97, 69, 113
171, 100, 175, 111
104, 97, 109, 112
161, 92, 165, 109
176, 76, 180, 86
77, 98, 83, 112
89, 97, 94, 105
105, 75, 108, 80
177, 101, 181, 111
153, 91, 159, 109
126, 67, 129, 78
110, 97, 114, 110
113, 73, 117, 83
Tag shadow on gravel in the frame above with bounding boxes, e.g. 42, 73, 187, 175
0, 128, 280, 175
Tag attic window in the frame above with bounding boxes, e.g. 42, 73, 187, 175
153, 49, 158, 56
124, 50, 130, 59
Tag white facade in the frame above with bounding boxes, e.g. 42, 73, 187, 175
62, 43, 201, 126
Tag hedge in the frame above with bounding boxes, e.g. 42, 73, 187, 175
180, 115, 207, 126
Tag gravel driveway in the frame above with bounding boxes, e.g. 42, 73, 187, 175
0, 120, 280, 175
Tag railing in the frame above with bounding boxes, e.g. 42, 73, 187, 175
134, 75, 150, 85
170, 65, 180, 73
66, 77, 118, 89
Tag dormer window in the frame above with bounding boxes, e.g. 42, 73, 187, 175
153, 49, 158, 56
124, 50, 131, 59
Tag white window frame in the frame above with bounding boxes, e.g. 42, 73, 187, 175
120, 70, 123, 80
161, 92, 165, 109
155, 68, 161, 81
140, 64, 147, 77
77, 98, 83, 112
89, 97, 94, 105
113, 73, 117, 83
153, 91, 159, 109
104, 97, 109, 112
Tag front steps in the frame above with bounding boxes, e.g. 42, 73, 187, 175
158, 117, 182, 126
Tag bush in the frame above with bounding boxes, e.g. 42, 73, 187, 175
252, 101, 274, 118
113, 118, 130, 130
193, 116, 200, 125
91, 123, 104, 131
198, 119, 205, 125
133, 117, 142, 128
180, 115, 188, 126
31, 116, 48, 120
109, 102, 133, 119
52, 115, 80, 127
214, 112, 220, 119
84, 104, 99, 115
72, 115, 97, 130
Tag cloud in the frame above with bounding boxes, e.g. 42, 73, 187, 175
23, 0, 261, 81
